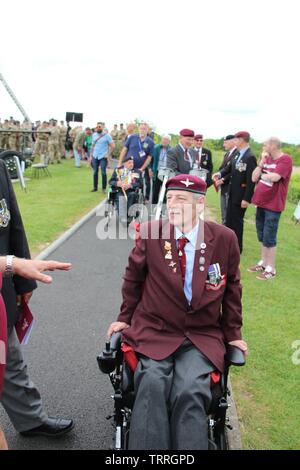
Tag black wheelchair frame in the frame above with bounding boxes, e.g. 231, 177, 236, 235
104, 186, 145, 229
97, 332, 245, 450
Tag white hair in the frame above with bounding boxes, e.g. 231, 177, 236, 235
161, 134, 171, 141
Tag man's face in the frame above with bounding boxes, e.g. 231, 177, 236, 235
96, 124, 103, 132
194, 138, 203, 149
223, 138, 236, 151
167, 190, 204, 229
139, 124, 148, 138
124, 160, 134, 170
180, 136, 194, 149
263, 141, 273, 154
161, 137, 170, 147
127, 123, 135, 134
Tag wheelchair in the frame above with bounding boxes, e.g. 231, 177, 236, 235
104, 186, 145, 229
97, 332, 245, 450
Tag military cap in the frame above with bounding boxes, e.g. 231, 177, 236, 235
194, 134, 203, 140
179, 129, 195, 137
123, 155, 134, 163
224, 134, 236, 141
166, 174, 207, 195
235, 131, 250, 140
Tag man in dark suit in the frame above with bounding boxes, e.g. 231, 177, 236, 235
107, 174, 247, 450
166, 129, 196, 174
218, 135, 239, 224
193, 134, 213, 187
213, 131, 257, 253
0, 160, 74, 437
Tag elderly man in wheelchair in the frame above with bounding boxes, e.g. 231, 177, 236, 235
107, 155, 144, 225
99, 174, 247, 450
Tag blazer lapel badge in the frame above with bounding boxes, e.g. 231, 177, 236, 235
0, 199, 11, 228
164, 241, 177, 272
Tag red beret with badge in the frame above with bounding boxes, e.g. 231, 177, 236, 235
194, 134, 203, 140
166, 174, 207, 195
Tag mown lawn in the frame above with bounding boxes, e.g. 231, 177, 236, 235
13, 160, 108, 256
206, 151, 300, 449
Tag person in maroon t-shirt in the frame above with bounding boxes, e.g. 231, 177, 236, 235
248, 137, 292, 280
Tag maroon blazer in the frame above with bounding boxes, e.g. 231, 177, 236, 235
117, 219, 242, 372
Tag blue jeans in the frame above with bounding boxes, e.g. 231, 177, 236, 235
74, 149, 81, 167
256, 207, 281, 248
92, 157, 107, 190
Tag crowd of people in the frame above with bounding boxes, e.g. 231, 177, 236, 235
0, 118, 293, 450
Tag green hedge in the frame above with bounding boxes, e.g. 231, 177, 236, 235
288, 174, 300, 203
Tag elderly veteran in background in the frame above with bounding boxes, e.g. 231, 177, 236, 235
150, 134, 172, 204
193, 134, 213, 187
218, 135, 239, 225
213, 131, 257, 253
107, 174, 247, 450
167, 129, 196, 175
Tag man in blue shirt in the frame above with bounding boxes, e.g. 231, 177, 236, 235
118, 123, 154, 201
90, 122, 115, 193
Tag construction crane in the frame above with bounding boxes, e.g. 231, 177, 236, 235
0, 73, 31, 122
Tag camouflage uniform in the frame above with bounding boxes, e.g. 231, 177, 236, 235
1, 121, 10, 149
8, 121, 18, 151
59, 123, 67, 158
48, 123, 61, 163
34, 123, 49, 164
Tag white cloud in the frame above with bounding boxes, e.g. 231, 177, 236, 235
1, 0, 300, 143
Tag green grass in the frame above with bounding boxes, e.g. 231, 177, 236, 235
13, 160, 108, 256
207, 151, 300, 449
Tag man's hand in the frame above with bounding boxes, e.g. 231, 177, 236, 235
212, 172, 221, 182
13, 258, 72, 284
107, 321, 130, 338
214, 178, 224, 187
117, 181, 123, 187
241, 200, 249, 209
149, 169, 154, 178
228, 339, 248, 355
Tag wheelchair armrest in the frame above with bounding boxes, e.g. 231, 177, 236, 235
110, 332, 122, 351
225, 345, 246, 367
97, 332, 122, 374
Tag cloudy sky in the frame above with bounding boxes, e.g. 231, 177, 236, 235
1, 0, 299, 143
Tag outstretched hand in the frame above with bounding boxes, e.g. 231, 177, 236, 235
13, 258, 72, 284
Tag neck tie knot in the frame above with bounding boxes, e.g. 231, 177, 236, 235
178, 236, 189, 252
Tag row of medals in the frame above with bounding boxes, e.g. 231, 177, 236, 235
164, 241, 207, 273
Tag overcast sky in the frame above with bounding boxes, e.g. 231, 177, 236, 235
1, 0, 300, 143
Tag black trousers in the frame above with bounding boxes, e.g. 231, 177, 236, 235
225, 199, 246, 253
152, 176, 163, 204
143, 167, 151, 200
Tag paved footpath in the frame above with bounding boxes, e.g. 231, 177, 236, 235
0, 210, 133, 449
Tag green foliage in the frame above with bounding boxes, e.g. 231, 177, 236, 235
288, 174, 300, 203
206, 187, 300, 450
14, 160, 107, 256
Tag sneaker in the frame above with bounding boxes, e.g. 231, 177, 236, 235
247, 262, 265, 273
256, 269, 276, 280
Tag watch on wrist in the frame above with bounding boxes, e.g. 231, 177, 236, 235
4, 255, 15, 277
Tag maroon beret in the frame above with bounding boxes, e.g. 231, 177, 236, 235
235, 131, 250, 140
194, 134, 203, 140
179, 128, 194, 137
166, 174, 207, 195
